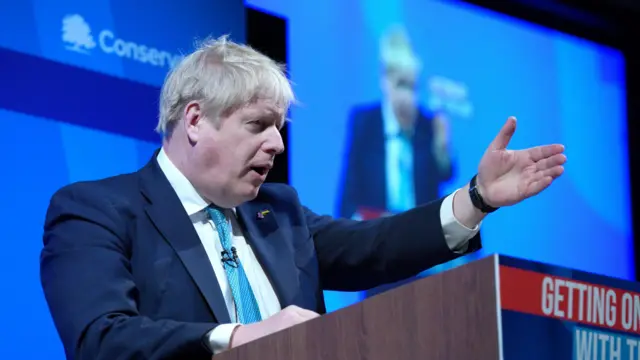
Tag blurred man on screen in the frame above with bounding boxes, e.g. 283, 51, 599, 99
337, 25, 453, 220
40, 35, 566, 359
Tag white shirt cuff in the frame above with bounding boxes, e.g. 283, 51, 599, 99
206, 323, 241, 354
440, 188, 481, 252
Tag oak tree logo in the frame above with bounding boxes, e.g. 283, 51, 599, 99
62, 14, 96, 54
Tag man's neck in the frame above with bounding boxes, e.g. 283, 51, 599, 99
382, 100, 416, 138
162, 138, 190, 175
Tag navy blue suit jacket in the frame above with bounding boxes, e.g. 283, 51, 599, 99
337, 103, 454, 218
40, 152, 480, 360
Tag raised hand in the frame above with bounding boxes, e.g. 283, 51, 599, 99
476, 116, 566, 208
432, 113, 450, 152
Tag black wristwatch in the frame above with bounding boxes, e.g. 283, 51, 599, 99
469, 174, 499, 213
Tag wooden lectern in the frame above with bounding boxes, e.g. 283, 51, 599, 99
215, 254, 640, 360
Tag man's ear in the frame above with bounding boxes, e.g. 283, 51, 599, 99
184, 101, 203, 143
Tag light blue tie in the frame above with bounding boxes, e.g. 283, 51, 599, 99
396, 132, 415, 211
206, 206, 263, 324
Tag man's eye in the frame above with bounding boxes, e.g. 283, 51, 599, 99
248, 120, 265, 130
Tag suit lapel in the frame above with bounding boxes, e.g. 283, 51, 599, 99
139, 156, 231, 324
236, 202, 298, 308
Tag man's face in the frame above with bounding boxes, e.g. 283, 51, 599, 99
185, 99, 285, 208
383, 67, 418, 129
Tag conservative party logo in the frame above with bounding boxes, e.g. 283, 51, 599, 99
61, 14, 183, 69
62, 14, 96, 54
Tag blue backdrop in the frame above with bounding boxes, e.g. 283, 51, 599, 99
0, 0, 632, 356
247, 0, 633, 310
0, 0, 245, 358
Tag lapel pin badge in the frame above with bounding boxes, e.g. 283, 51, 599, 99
257, 209, 270, 219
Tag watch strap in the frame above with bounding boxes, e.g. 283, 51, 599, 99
469, 174, 498, 213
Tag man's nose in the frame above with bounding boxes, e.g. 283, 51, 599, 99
264, 127, 285, 155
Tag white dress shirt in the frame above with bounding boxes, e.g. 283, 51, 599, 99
382, 100, 416, 212
156, 148, 480, 355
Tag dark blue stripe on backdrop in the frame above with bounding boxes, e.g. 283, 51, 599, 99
0, 47, 161, 143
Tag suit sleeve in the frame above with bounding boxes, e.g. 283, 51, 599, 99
40, 185, 218, 360
305, 197, 481, 291
336, 108, 363, 219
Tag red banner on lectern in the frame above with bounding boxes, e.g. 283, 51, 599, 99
496, 257, 640, 359
500, 265, 640, 335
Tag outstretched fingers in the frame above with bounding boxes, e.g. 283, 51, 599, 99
528, 144, 565, 162
530, 164, 565, 182
526, 176, 554, 198
535, 153, 567, 171
542, 165, 565, 179
525, 164, 564, 198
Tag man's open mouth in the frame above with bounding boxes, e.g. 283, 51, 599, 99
251, 166, 269, 176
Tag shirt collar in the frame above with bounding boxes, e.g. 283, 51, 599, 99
156, 147, 210, 216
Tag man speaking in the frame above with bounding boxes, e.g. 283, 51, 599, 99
40, 36, 566, 359
337, 25, 454, 220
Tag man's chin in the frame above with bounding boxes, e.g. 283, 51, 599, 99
213, 184, 262, 208
241, 183, 263, 200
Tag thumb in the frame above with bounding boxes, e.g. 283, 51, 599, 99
490, 116, 517, 150
292, 306, 320, 319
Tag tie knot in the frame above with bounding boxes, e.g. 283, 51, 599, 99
205, 205, 226, 223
